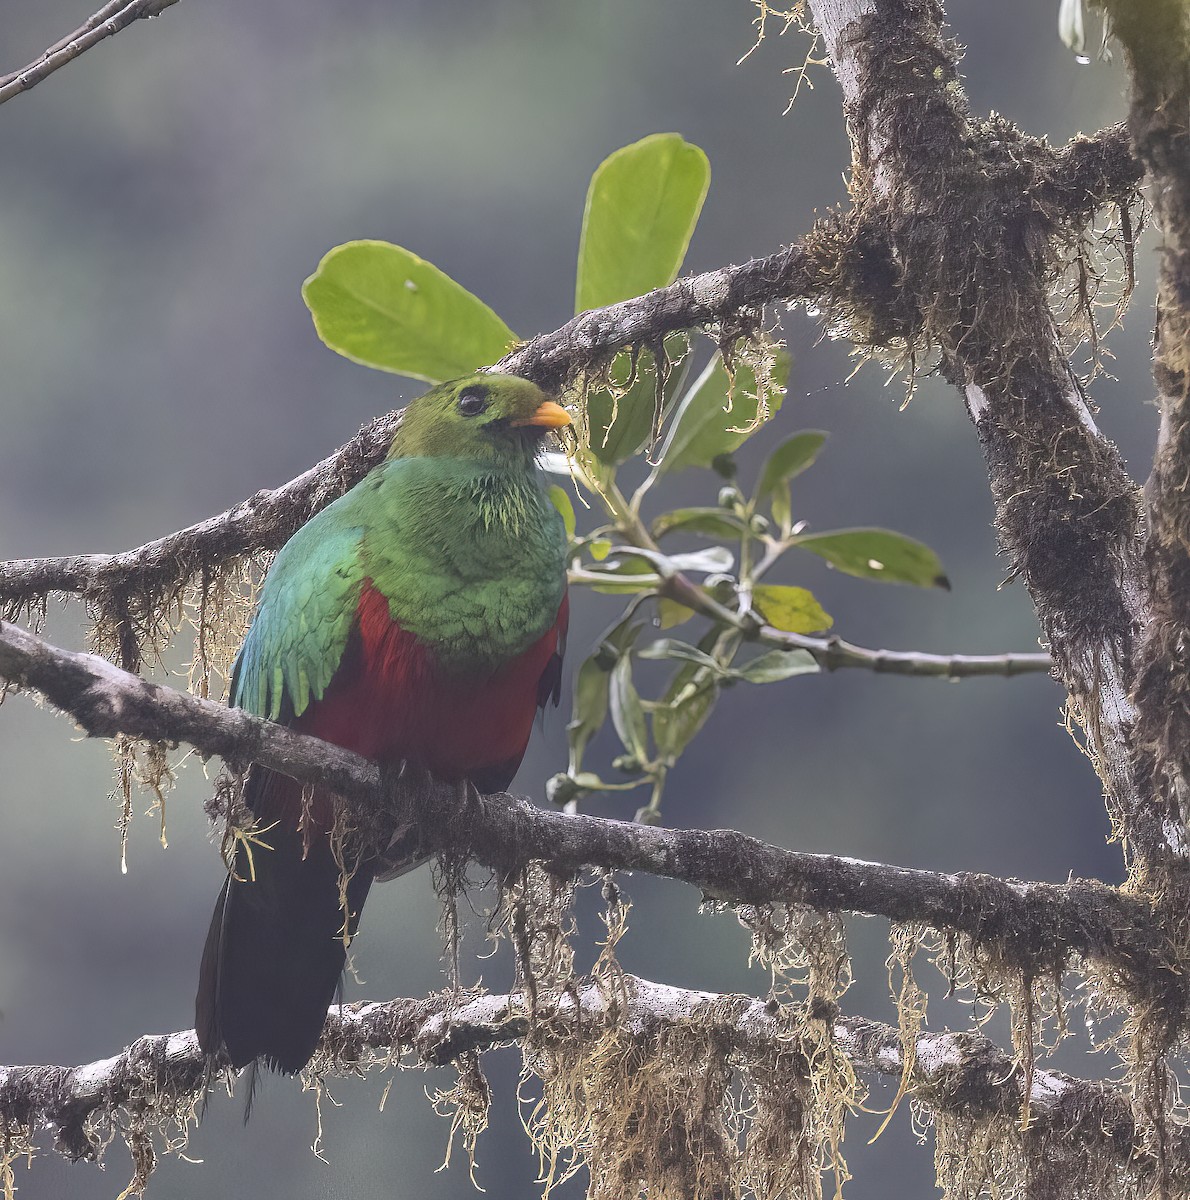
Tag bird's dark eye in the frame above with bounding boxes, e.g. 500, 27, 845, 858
457, 386, 489, 417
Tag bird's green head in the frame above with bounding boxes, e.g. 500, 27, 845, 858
388, 373, 571, 464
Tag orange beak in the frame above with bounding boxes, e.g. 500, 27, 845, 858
512, 400, 571, 430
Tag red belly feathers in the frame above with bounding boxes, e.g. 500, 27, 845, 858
294, 583, 568, 781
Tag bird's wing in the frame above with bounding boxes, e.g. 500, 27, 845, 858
230, 511, 366, 722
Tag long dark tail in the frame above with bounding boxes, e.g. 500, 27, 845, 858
195, 768, 374, 1073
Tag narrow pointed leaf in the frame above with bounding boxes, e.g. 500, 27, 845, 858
793, 528, 950, 589
567, 655, 612, 774
609, 657, 649, 761
733, 649, 819, 684
303, 241, 514, 381
638, 639, 723, 671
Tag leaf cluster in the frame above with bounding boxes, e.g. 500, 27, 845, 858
301, 133, 948, 821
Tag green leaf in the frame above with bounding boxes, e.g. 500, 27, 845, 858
303, 241, 514, 381
653, 677, 718, 762
656, 598, 695, 629
575, 133, 710, 314
577, 557, 661, 594
757, 431, 827, 531
756, 432, 827, 499
549, 485, 576, 541
752, 585, 833, 633
792, 528, 951, 589
585, 338, 688, 465
566, 614, 643, 774
732, 649, 819, 684
612, 544, 734, 578
638, 639, 723, 671
567, 654, 611, 774
575, 134, 708, 466
656, 350, 790, 475
652, 507, 747, 540
609, 657, 649, 762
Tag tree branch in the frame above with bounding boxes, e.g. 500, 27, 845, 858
1104, 2, 1190, 875
0, 976, 1179, 1183
0, 0, 179, 108
808, 0, 1168, 873
0, 121, 1139, 631
0, 618, 1167, 983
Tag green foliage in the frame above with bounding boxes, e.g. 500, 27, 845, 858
792, 528, 951, 589
302, 241, 514, 381
575, 133, 710, 313
577, 134, 709, 465
654, 351, 790, 475
752, 585, 832, 633
299, 134, 950, 826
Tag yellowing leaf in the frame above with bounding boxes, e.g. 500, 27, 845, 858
752, 585, 833, 633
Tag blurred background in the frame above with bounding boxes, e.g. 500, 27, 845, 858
0, 1, 1154, 1196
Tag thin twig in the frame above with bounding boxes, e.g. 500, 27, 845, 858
0, 0, 180, 107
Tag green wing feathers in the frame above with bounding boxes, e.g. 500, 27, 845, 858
231, 511, 365, 721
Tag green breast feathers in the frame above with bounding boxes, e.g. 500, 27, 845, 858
232, 456, 567, 722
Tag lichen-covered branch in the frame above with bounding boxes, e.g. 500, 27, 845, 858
2, 976, 1183, 1186
0, 619, 1168, 984
0, 0, 179, 108
1106, 1, 1190, 870
808, 0, 1166, 876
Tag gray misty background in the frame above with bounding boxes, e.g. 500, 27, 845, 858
0, 2, 1153, 1197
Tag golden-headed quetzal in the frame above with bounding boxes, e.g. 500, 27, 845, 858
195, 373, 571, 1073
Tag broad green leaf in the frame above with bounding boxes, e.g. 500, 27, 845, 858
638, 639, 723, 671
752, 585, 833, 634
793, 528, 951, 589
575, 133, 710, 314
756, 432, 827, 499
589, 539, 613, 561
656, 350, 790, 475
303, 241, 514, 381
733, 649, 819, 684
549, 485, 577, 541
575, 134, 707, 465
652, 507, 747, 540
610, 657, 649, 762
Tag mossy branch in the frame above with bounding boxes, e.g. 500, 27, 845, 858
1, 975, 1182, 1183
0, 618, 1167, 981
808, 0, 1167, 875
1106, 0, 1190, 881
